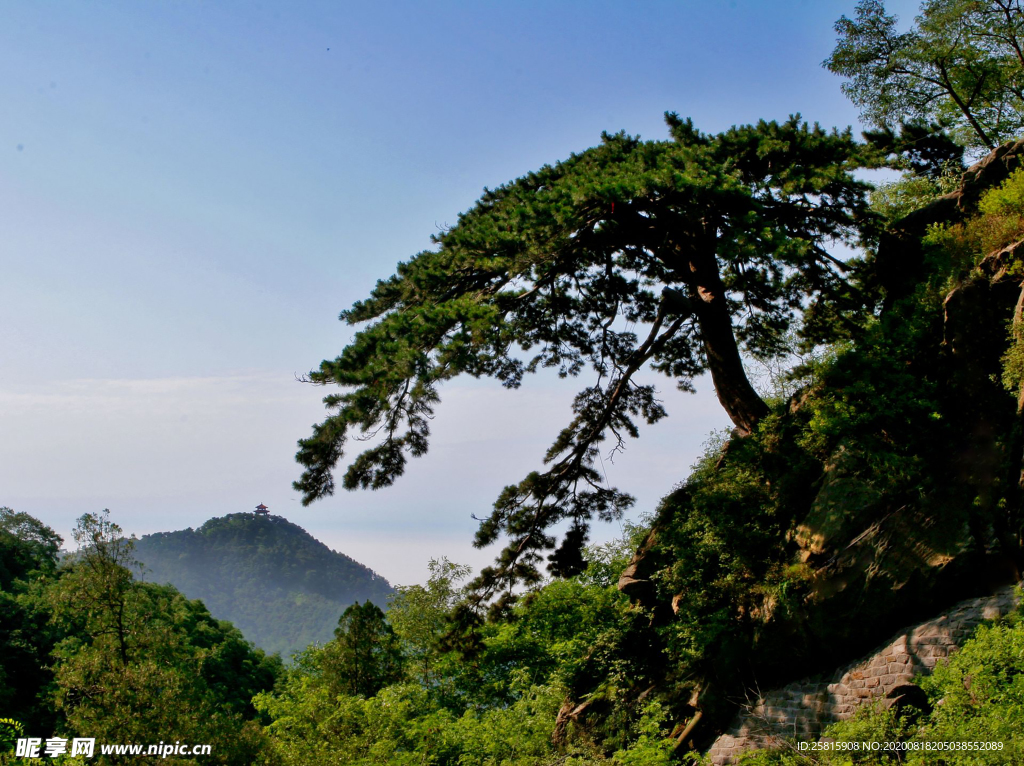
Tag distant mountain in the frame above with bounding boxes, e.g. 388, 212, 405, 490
134, 513, 393, 658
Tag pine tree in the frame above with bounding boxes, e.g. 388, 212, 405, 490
321, 602, 404, 698
296, 115, 871, 602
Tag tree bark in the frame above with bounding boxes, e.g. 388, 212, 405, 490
680, 236, 769, 436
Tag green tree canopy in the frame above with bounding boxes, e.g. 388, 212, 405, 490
48, 512, 279, 764
826, 0, 1024, 153
0, 509, 63, 732
296, 115, 871, 601
53, 510, 141, 666
0, 506, 62, 589
321, 601, 404, 698
387, 558, 470, 689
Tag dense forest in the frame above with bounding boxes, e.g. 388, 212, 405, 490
0, 509, 282, 765
7, 1, 1024, 763
134, 513, 393, 657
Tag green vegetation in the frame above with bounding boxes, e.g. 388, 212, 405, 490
320, 601, 404, 698
0, 510, 281, 765
133, 513, 393, 657
738, 596, 1024, 764
0, 508, 63, 735
922, 166, 1024, 262
295, 114, 874, 602
251, 542, 685, 766
827, 0, 1024, 153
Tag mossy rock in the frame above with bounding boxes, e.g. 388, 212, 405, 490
795, 439, 883, 562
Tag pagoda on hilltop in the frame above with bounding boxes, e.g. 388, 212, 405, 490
254, 503, 269, 517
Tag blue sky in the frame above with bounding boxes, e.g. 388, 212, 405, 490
1, 0, 920, 585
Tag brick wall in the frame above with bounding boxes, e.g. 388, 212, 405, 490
706, 584, 1020, 765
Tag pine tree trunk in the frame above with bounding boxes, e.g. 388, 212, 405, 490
696, 287, 768, 435
680, 239, 768, 436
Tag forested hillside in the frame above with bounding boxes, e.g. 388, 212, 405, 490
134, 513, 393, 657
0, 509, 282, 765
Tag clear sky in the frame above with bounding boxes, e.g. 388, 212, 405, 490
1, 0, 920, 586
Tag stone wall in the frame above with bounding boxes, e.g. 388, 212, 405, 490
706, 584, 1020, 765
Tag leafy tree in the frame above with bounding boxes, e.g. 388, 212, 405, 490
861, 120, 965, 182
0, 509, 63, 732
48, 512, 278, 764
321, 601, 404, 698
295, 116, 871, 599
0, 717, 23, 754
827, 0, 1024, 153
256, 672, 577, 766
167, 594, 284, 720
387, 558, 470, 688
0, 507, 61, 590
51, 511, 140, 666
254, 547, 674, 765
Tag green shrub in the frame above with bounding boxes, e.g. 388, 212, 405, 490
923, 167, 1024, 280
870, 173, 945, 222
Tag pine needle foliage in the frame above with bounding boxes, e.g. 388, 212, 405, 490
295, 115, 873, 602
